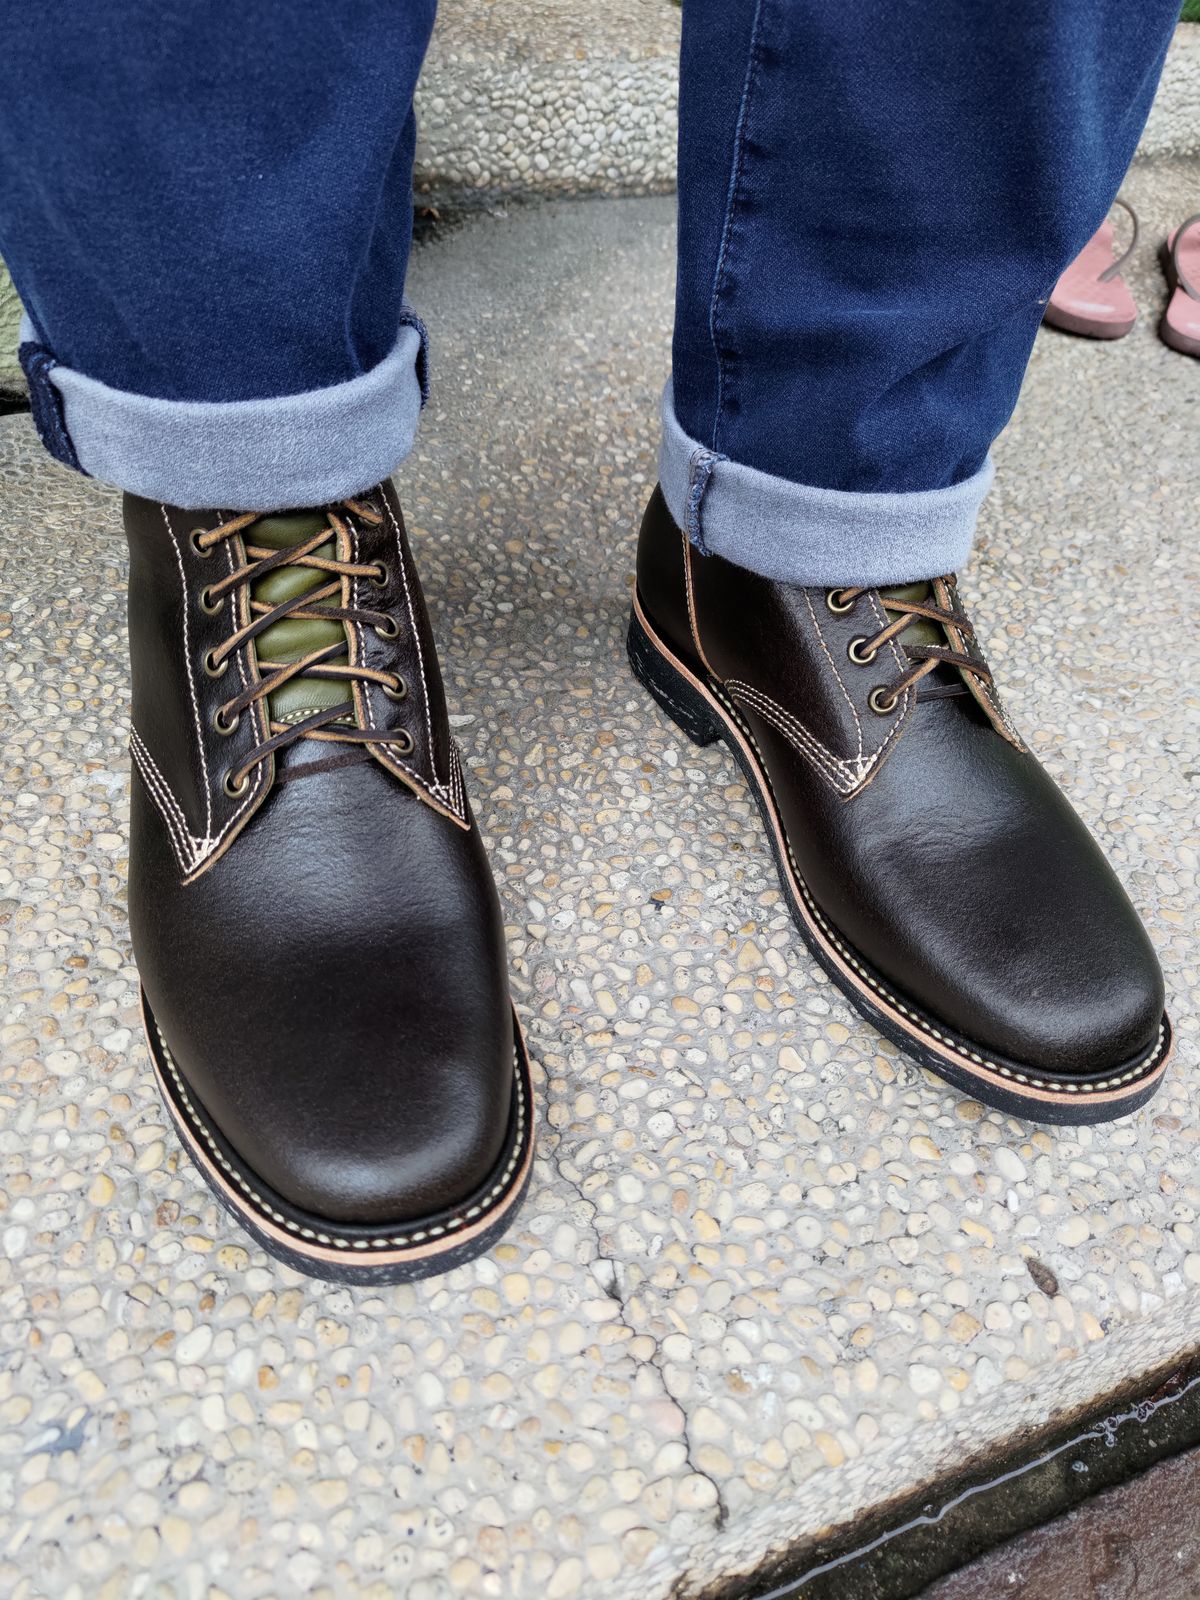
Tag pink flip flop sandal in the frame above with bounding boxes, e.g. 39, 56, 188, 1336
1159, 214, 1200, 358
1044, 198, 1138, 339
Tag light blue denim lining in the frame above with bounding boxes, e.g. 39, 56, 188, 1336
22, 313, 426, 510
658, 380, 994, 586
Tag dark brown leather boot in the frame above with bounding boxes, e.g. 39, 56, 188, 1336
124, 483, 533, 1280
629, 487, 1171, 1124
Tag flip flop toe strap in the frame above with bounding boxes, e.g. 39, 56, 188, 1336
1098, 196, 1139, 283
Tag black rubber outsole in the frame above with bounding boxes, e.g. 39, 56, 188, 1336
143, 991, 535, 1284
627, 600, 1171, 1126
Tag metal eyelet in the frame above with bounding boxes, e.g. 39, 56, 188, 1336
223, 770, 251, 799
868, 686, 898, 716
203, 649, 229, 679
826, 589, 855, 614
189, 528, 213, 558
374, 615, 400, 640
848, 636, 879, 665
212, 706, 240, 737
389, 729, 415, 755
368, 562, 389, 588
383, 675, 408, 702
199, 585, 223, 615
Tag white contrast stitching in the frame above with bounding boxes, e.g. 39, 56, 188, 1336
381, 492, 438, 781
153, 1021, 528, 1250
130, 729, 202, 873
804, 591, 866, 762
173, 525, 270, 881
725, 674, 912, 801
129, 726, 190, 838
448, 741, 467, 817
374, 493, 468, 823
707, 680, 1166, 1097
161, 506, 215, 839
724, 681, 862, 794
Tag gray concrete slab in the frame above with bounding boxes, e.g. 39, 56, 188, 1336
0, 171, 1198, 1599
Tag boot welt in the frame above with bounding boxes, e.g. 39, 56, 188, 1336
628, 591, 1172, 1127
140, 992, 536, 1283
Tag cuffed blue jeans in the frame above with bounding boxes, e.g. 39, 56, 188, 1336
0, 1, 1179, 584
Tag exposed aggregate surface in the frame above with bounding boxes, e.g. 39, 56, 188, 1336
0, 174, 1197, 1598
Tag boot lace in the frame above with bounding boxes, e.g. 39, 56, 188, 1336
827, 577, 993, 715
192, 498, 411, 790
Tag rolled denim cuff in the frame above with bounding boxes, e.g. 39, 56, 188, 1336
18, 311, 428, 511
659, 380, 995, 586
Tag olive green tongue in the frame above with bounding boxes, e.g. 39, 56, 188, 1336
876, 580, 960, 691
249, 512, 350, 726
877, 581, 940, 651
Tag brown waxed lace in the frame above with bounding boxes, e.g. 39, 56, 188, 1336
828, 576, 993, 712
194, 498, 413, 789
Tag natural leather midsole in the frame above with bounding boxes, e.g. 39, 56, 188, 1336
632, 588, 1171, 1106
142, 994, 535, 1264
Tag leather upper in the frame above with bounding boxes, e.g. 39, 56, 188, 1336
636, 487, 1165, 1078
124, 481, 514, 1222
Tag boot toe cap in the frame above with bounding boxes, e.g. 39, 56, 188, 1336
164, 996, 519, 1228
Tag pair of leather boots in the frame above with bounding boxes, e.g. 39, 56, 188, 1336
120, 482, 1172, 1282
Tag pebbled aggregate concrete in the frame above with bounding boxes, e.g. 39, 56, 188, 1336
0, 168, 1198, 1599
414, 0, 680, 202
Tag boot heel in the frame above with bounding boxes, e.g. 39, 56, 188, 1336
627, 604, 723, 748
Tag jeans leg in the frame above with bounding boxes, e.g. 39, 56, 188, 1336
0, 1, 437, 508
666, 0, 1179, 585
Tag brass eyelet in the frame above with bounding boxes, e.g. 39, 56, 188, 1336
223, 770, 251, 799
848, 636, 879, 666
368, 562, 389, 588
826, 589, 855, 614
374, 615, 400, 640
212, 706, 240, 737
383, 676, 408, 702
868, 686, 898, 716
199, 585, 223, 615
390, 729, 415, 755
203, 649, 229, 679
189, 527, 213, 558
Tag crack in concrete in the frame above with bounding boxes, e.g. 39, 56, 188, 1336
599, 1251, 730, 1534
545, 1127, 729, 1533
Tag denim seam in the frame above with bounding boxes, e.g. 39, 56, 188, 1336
18, 340, 84, 473
684, 446, 725, 556
398, 304, 430, 405
659, 380, 993, 587
707, 0, 768, 452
